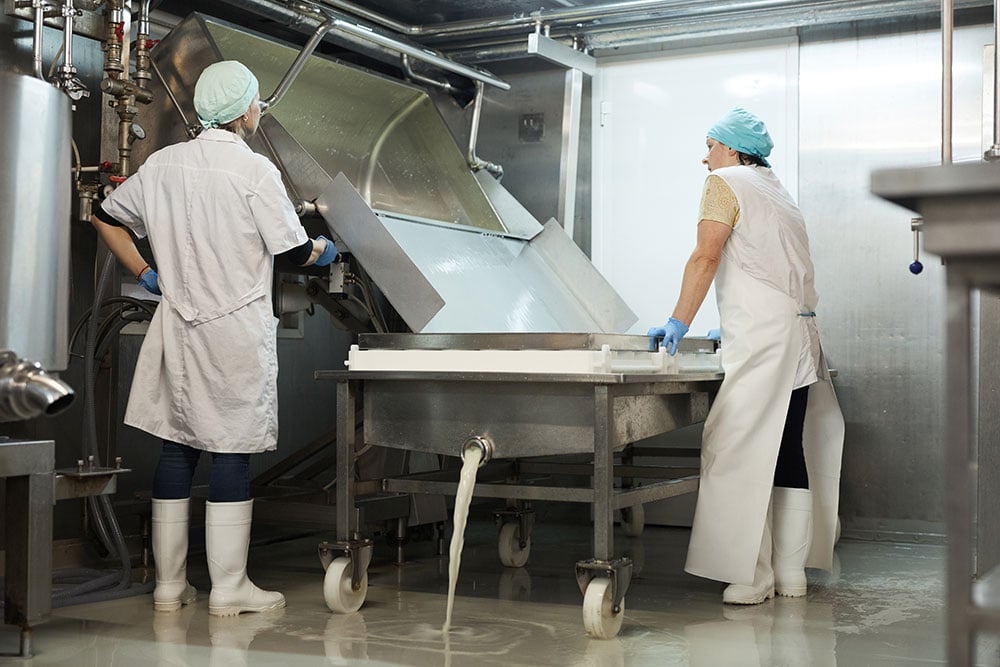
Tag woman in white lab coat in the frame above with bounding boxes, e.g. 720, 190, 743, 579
648, 107, 844, 605
91, 61, 338, 616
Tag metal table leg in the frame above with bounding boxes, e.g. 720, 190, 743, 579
3, 466, 54, 658
946, 279, 973, 665
319, 379, 372, 612
593, 384, 613, 562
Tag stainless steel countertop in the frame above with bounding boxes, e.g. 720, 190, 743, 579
355, 332, 718, 353
315, 369, 724, 384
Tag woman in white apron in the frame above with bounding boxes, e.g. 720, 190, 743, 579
648, 107, 845, 605
91, 61, 339, 615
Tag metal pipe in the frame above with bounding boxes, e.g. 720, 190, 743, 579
148, 58, 199, 138
423, 0, 988, 41
61, 0, 73, 75
434, 0, 988, 56
136, 0, 149, 37
103, 2, 125, 80
369, 0, 798, 42
317, 0, 411, 34
33, 2, 45, 80
0, 353, 75, 422
401, 54, 453, 93
558, 68, 584, 240
987, 1, 1000, 159
133, 0, 152, 91
261, 19, 334, 113
320, 0, 694, 39
994, 0, 999, 148
216, 0, 509, 89
466, 81, 503, 178
327, 16, 510, 90
943, 0, 954, 164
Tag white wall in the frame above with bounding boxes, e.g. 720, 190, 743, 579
592, 39, 799, 336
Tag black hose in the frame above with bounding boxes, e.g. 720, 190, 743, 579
68, 297, 156, 356
52, 254, 143, 607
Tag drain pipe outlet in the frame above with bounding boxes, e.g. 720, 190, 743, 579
0, 351, 75, 422
461, 435, 494, 467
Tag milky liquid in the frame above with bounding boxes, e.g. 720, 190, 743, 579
442, 447, 483, 633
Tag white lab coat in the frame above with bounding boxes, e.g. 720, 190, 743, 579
684, 165, 845, 585
101, 129, 308, 453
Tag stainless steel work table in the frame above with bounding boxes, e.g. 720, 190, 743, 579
0, 438, 54, 658
315, 355, 722, 638
873, 160, 1000, 665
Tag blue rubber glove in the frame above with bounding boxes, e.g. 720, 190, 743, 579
137, 268, 161, 296
314, 235, 338, 267
646, 317, 689, 355
706, 328, 721, 341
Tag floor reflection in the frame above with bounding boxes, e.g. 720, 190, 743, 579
19, 519, 968, 666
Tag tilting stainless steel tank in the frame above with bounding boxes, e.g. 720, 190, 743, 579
141, 14, 636, 334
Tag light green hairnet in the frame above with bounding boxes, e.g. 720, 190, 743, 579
193, 61, 259, 129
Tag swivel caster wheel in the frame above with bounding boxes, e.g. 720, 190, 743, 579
582, 577, 625, 639
498, 521, 530, 568
324, 557, 367, 613
621, 504, 645, 538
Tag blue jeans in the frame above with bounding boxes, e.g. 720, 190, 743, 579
152, 440, 251, 502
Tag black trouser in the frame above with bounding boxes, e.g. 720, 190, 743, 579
774, 386, 809, 489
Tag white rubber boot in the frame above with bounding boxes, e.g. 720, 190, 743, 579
152, 498, 198, 612
772, 487, 813, 597
723, 502, 775, 605
206, 500, 285, 616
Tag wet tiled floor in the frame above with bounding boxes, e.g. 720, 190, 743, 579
2, 517, 993, 666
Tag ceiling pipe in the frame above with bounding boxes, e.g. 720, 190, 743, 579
213, 0, 509, 90
320, 0, 990, 51
443, 0, 991, 62
322, 12, 510, 89
316, 0, 706, 39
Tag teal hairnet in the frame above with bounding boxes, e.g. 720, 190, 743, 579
193, 61, 259, 129
706, 107, 773, 168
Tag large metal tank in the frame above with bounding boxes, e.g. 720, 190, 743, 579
0, 73, 72, 370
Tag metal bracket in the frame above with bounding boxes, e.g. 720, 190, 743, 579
527, 31, 596, 75
305, 276, 374, 333
318, 538, 374, 590
575, 557, 633, 613
53, 461, 130, 502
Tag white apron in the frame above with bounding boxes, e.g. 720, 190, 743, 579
684, 166, 845, 585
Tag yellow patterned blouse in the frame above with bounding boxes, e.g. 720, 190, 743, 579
698, 174, 740, 228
